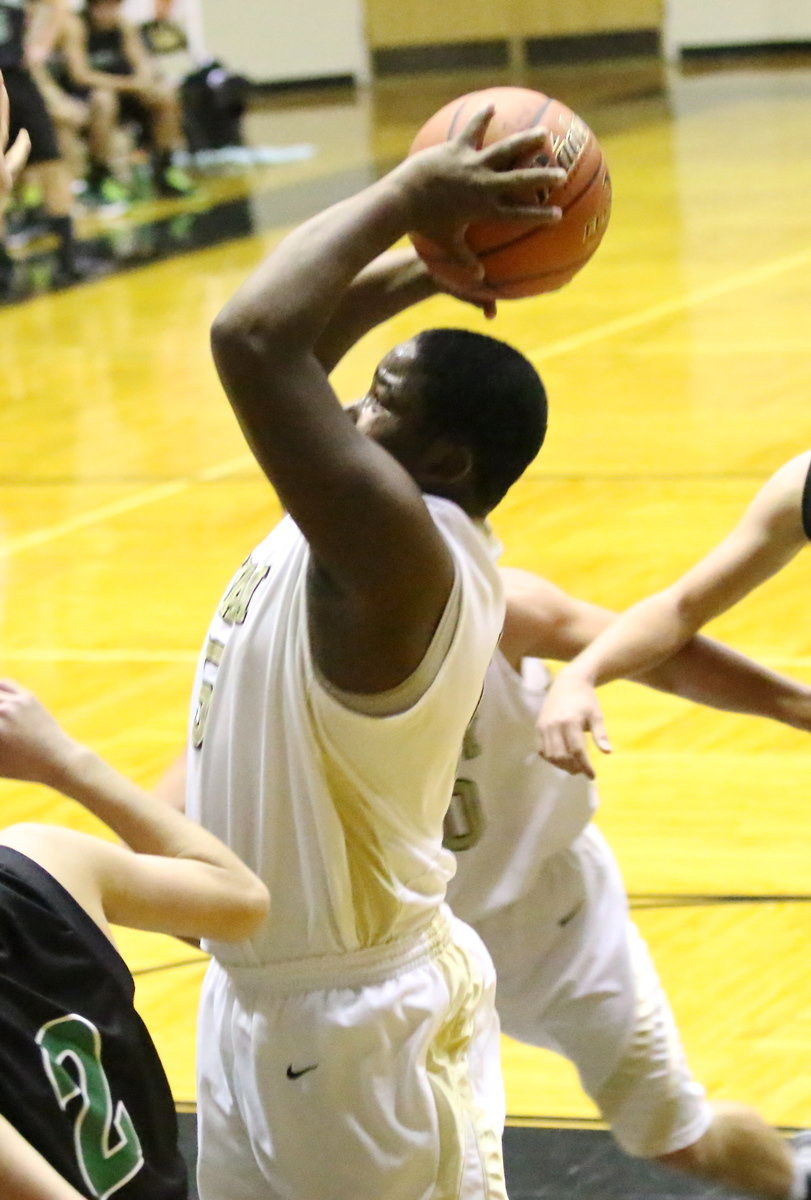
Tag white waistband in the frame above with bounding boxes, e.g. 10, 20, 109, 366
211, 909, 453, 995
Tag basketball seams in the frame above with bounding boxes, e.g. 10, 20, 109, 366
415, 245, 598, 296
416, 243, 596, 283
494, 249, 597, 286
530, 97, 553, 127
445, 89, 554, 145
556, 158, 606, 218
446, 97, 470, 141
471, 157, 606, 262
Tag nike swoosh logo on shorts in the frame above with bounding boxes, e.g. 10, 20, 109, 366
286, 1064, 318, 1080
558, 901, 583, 927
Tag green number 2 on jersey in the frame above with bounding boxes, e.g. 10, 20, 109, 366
37, 1014, 145, 1199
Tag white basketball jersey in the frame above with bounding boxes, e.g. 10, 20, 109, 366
446, 650, 597, 924
186, 495, 504, 967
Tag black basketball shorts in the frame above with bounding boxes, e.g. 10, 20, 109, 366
4, 66, 60, 164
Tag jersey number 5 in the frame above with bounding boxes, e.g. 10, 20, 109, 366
192, 557, 270, 749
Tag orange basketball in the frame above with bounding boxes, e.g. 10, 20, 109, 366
408, 86, 612, 298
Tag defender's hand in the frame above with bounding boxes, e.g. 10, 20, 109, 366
537, 673, 612, 779
0, 680, 78, 788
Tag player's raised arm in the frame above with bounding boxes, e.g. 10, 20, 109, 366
209, 112, 563, 618
501, 565, 811, 741
313, 248, 441, 376
313, 246, 503, 378
535, 451, 811, 776
0, 681, 269, 941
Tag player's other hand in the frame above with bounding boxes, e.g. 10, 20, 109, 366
393, 107, 565, 276
383, 244, 501, 319
537, 672, 612, 779
437, 273, 501, 320
0, 680, 78, 788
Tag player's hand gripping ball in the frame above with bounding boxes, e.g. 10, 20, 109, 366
409, 86, 612, 298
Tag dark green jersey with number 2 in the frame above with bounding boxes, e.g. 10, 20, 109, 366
0, 848, 187, 1200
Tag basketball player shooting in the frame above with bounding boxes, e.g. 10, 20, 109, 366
187, 111, 566, 1200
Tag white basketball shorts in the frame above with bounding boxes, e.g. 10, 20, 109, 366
467, 825, 711, 1158
196, 906, 508, 1200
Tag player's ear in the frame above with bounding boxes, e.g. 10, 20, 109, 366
421, 438, 473, 486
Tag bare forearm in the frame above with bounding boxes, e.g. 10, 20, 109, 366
48, 742, 247, 874
0, 1115, 85, 1200
562, 589, 697, 689
637, 635, 811, 730
314, 248, 438, 374
209, 172, 427, 474
80, 69, 142, 91
214, 115, 561, 371
213, 172, 414, 361
151, 751, 187, 811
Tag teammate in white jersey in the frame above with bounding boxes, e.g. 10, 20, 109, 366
188, 116, 567, 1200
448, 566, 811, 1200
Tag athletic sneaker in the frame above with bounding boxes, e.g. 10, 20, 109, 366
83, 175, 130, 216
155, 165, 196, 198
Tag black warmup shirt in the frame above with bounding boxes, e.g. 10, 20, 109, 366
0, 0, 27, 68
84, 16, 132, 76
